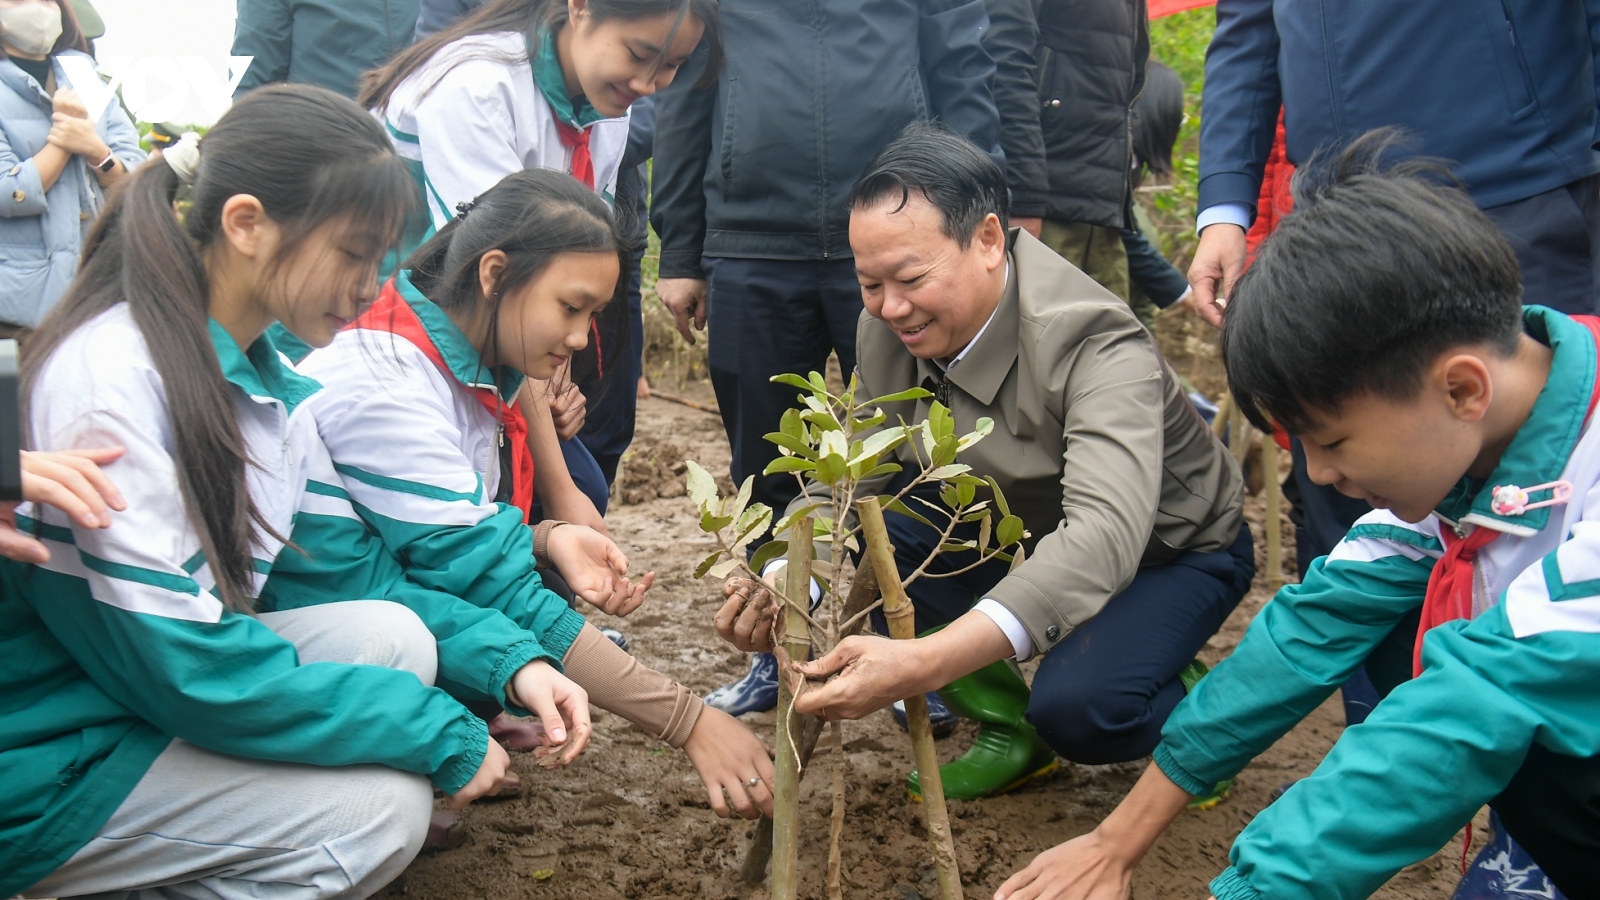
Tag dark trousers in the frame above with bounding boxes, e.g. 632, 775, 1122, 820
704, 257, 863, 517
529, 439, 611, 520
879, 482, 1255, 765
577, 249, 646, 487
1483, 173, 1600, 316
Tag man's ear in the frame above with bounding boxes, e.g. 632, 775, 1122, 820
976, 213, 1007, 271
218, 195, 274, 260
1439, 353, 1494, 424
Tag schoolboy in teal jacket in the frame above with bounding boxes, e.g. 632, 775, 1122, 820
992, 134, 1600, 900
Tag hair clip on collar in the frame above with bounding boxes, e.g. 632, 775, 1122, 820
1490, 481, 1573, 517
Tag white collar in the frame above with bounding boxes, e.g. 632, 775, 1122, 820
935, 261, 1007, 372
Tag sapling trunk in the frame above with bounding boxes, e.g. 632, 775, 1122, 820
857, 498, 964, 900
771, 518, 814, 900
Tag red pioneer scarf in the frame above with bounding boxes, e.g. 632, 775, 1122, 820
555, 120, 595, 190
1412, 314, 1600, 677
351, 280, 536, 522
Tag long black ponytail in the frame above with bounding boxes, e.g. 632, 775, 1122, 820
21, 84, 416, 612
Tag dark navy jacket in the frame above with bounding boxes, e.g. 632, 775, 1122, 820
651, 0, 1003, 276
1199, 0, 1600, 215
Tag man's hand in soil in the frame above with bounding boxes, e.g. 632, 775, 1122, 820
656, 277, 708, 344
2, 448, 128, 563
1185, 223, 1247, 328
793, 610, 1014, 720
548, 363, 587, 441
447, 738, 511, 809
993, 763, 1196, 900
508, 661, 592, 767
548, 522, 653, 616
681, 706, 777, 819
714, 574, 781, 653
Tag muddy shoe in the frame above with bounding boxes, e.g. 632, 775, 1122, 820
908, 660, 1058, 800
704, 652, 778, 716
890, 693, 959, 737
425, 810, 468, 851
489, 713, 548, 750
601, 628, 629, 652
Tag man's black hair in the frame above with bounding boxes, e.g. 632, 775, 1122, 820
1222, 128, 1525, 434
849, 121, 1008, 247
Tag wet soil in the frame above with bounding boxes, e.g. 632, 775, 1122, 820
378, 381, 1480, 900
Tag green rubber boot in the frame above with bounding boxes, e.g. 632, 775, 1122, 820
908, 659, 1059, 801
1177, 658, 1234, 810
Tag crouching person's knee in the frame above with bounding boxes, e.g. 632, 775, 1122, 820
339, 600, 439, 687
1027, 675, 1169, 766
326, 766, 435, 896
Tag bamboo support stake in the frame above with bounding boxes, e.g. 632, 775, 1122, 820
771, 518, 814, 900
741, 562, 882, 884
856, 498, 964, 900
1262, 434, 1284, 591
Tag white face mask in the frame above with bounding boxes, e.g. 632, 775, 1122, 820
0, 3, 63, 58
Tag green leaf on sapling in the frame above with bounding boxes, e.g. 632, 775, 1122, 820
780, 407, 806, 441
771, 373, 815, 392
749, 539, 790, 573
772, 503, 823, 539
765, 432, 817, 459
940, 541, 978, 554
939, 483, 961, 510
807, 371, 829, 393
854, 410, 886, 431
815, 454, 847, 485
708, 557, 742, 579
765, 456, 818, 475
861, 463, 903, 480
694, 551, 726, 580
957, 417, 994, 451
996, 515, 1025, 548
854, 426, 908, 464
869, 386, 934, 405
685, 460, 720, 508
725, 475, 754, 519
957, 479, 976, 507
884, 496, 935, 528
984, 476, 1012, 518
978, 512, 992, 550
700, 509, 735, 533
931, 434, 960, 469
926, 464, 972, 481
734, 504, 773, 544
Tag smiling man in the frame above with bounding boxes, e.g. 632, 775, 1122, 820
716, 123, 1250, 802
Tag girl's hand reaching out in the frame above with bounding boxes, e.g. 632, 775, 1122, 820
508, 660, 593, 767
681, 706, 776, 819
447, 737, 511, 809
547, 522, 653, 617
1, 448, 128, 563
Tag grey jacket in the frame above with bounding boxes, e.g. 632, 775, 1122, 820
0, 53, 144, 327
650, 0, 1004, 276
788, 230, 1243, 655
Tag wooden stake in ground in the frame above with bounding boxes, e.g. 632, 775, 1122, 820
770, 518, 814, 900
857, 498, 964, 900
740, 562, 882, 883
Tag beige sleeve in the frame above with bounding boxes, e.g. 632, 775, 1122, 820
560, 624, 703, 748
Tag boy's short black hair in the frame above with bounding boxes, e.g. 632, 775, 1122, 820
849, 121, 1008, 248
1222, 129, 1525, 434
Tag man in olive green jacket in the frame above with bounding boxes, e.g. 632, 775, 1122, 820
716, 123, 1251, 800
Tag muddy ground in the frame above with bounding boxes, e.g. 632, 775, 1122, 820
378, 375, 1483, 900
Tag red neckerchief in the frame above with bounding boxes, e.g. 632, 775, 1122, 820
555, 120, 595, 190
351, 280, 536, 522
1412, 314, 1600, 677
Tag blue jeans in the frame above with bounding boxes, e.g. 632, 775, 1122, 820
878, 481, 1254, 765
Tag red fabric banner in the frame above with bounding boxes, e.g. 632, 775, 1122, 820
1149, 0, 1213, 18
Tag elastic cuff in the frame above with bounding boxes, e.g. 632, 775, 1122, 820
532, 520, 568, 565
539, 607, 588, 666
433, 711, 490, 795
1152, 742, 1216, 797
491, 637, 554, 716
1209, 867, 1263, 900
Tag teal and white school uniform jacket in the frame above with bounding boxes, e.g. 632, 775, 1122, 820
296, 272, 586, 660
0, 306, 493, 895
1155, 307, 1600, 900
379, 29, 629, 247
